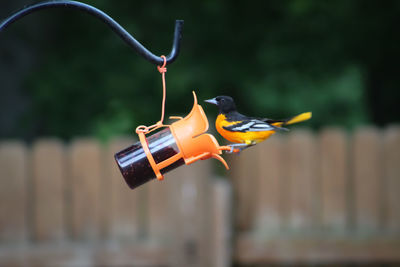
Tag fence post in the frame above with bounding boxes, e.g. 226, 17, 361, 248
352, 127, 382, 231
211, 178, 232, 267
69, 138, 104, 241
285, 129, 318, 231
0, 141, 28, 243
0, 141, 28, 266
228, 145, 261, 232
253, 136, 284, 233
319, 128, 348, 231
383, 126, 400, 232
32, 139, 65, 242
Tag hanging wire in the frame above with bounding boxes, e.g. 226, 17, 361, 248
0, 0, 184, 65
136, 56, 168, 134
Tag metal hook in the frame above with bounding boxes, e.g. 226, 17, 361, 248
0, 0, 184, 65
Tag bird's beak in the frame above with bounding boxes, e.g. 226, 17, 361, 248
204, 98, 218, 105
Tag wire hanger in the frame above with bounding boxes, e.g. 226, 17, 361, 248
0, 0, 184, 66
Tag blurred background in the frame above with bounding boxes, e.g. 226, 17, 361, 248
1, 0, 399, 140
1, 0, 400, 266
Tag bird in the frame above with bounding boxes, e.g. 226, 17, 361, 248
204, 95, 312, 152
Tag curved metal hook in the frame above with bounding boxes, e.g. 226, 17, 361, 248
0, 0, 184, 65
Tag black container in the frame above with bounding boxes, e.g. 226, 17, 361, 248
114, 128, 184, 189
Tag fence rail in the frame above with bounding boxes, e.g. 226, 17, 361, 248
0, 126, 399, 266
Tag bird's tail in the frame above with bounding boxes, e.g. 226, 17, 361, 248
284, 112, 312, 125
268, 112, 312, 127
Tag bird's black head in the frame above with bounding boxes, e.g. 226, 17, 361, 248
204, 95, 237, 114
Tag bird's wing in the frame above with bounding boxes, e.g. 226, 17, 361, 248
223, 119, 288, 132
261, 118, 286, 124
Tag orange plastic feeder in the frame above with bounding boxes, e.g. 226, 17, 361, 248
114, 92, 230, 189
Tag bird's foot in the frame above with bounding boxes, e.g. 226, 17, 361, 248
226, 143, 253, 154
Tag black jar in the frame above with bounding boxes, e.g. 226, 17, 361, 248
114, 128, 185, 189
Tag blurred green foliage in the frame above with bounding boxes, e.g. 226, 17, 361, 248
8, 0, 400, 139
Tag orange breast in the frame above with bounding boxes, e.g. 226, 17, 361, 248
215, 114, 276, 144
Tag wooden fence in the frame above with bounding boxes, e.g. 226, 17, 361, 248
0, 126, 399, 266
230, 126, 400, 265
0, 138, 232, 267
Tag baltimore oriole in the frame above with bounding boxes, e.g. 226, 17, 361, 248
205, 96, 312, 152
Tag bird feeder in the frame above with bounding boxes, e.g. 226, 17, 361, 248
0, 0, 231, 190
115, 92, 229, 189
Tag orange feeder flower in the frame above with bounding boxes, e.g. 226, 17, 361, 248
114, 57, 230, 189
